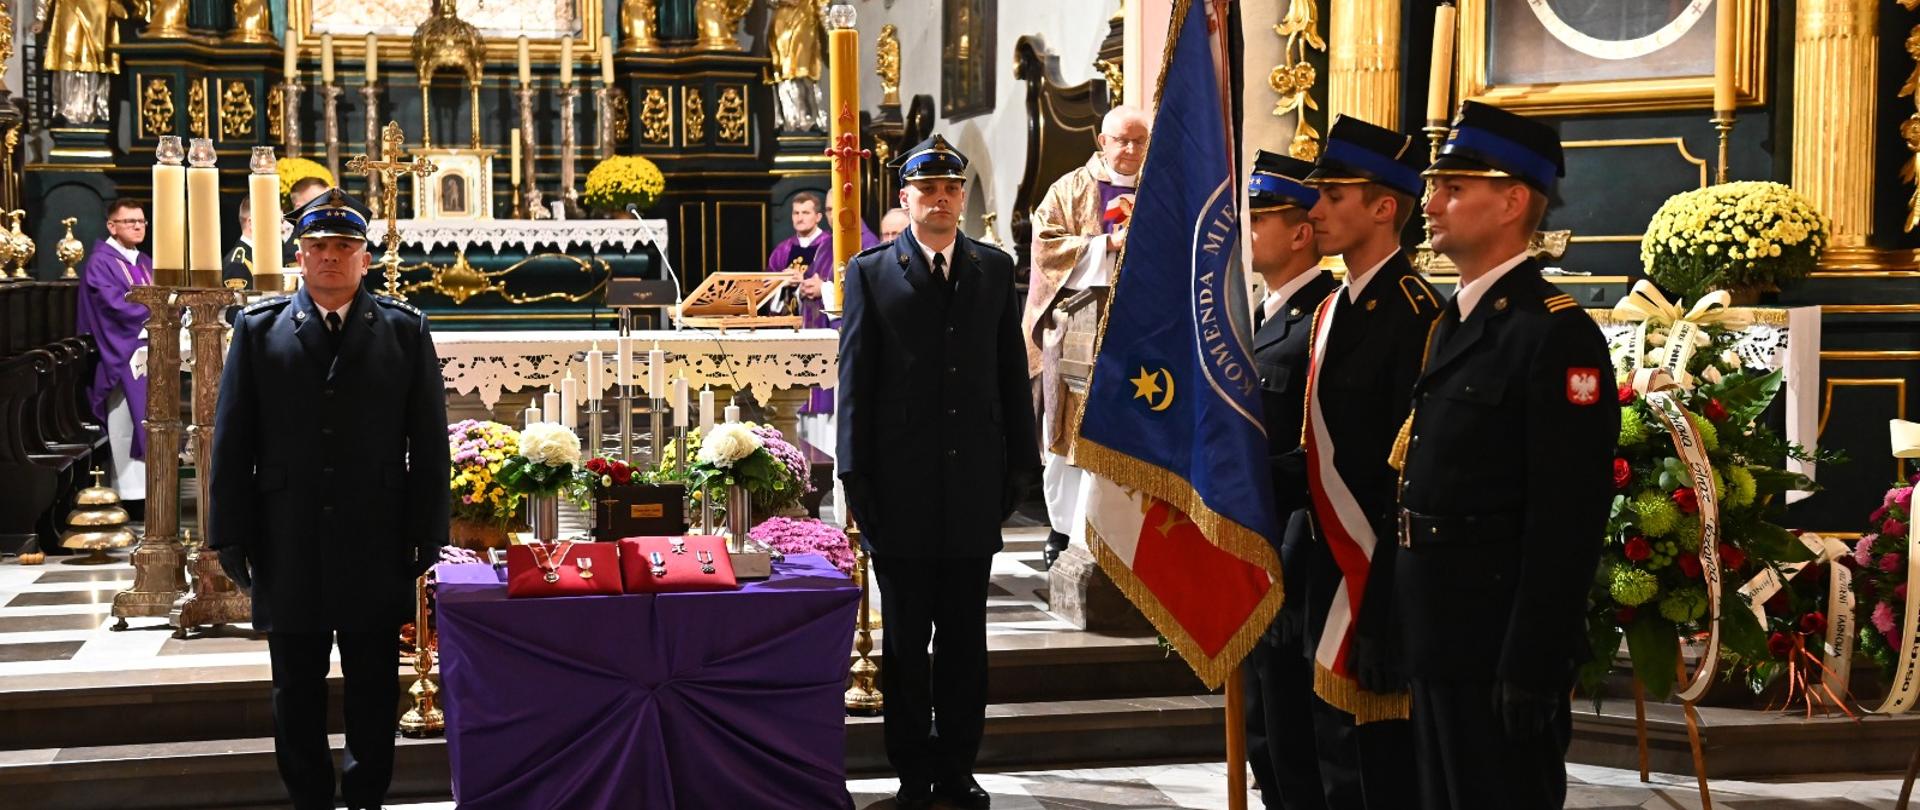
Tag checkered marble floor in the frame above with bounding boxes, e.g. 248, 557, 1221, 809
374, 762, 1909, 809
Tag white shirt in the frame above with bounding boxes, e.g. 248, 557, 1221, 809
1343, 249, 1400, 303
316, 299, 352, 330
1260, 267, 1324, 324
794, 230, 821, 249
108, 239, 142, 268
1453, 250, 1531, 321
916, 233, 957, 280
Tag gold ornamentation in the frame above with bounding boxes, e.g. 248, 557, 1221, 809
141, 78, 174, 138
876, 24, 902, 106
220, 80, 255, 139
683, 86, 706, 143
396, 251, 614, 305
610, 88, 630, 144
9, 211, 36, 279
267, 84, 284, 141
693, 0, 752, 52
1327, 0, 1398, 138
640, 87, 671, 143
1793, 0, 1876, 250
1900, 0, 1920, 232
349, 121, 441, 299
621, 0, 661, 52
55, 217, 82, 277
227, 0, 273, 44
411, 0, 487, 149
187, 78, 208, 138
1272, 0, 1325, 160
715, 86, 748, 144
142, 0, 190, 41
0, 1, 14, 85
1097, 58, 1124, 110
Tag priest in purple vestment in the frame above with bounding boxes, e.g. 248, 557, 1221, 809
74, 198, 155, 501
765, 192, 878, 454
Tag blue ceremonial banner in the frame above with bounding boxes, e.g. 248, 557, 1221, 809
1074, 0, 1283, 685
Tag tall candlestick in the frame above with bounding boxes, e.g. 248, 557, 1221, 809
671, 377, 688, 427
561, 372, 579, 428
601, 46, 614, 86
283, 28, 298, 76
248, 147, 281, 282
586, 341, 604, 395
561, 36, 574, 87
518, 36, 532, 86
153, 137, 186, 273
510, 128, 522, 186
648, 343, 665, 397
700, 388, 715, 432
617, 337, 632, 389
724, 404, 740, 423
186, 139, 221, 279
365, 33, 379, 84
1426, 3, 1457, 123
1714, 0, 1736, 114
321, 33, 335, 84
543, 389, 560, 425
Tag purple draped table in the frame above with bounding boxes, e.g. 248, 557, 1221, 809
435, 554, 860, 809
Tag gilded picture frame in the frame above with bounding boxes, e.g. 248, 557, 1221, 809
941, 0, 996, 120
412, 148, 496, 220
289, 0, 602, 57
1457, 0, 1768, 115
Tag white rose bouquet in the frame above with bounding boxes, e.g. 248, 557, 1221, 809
697, 422, 764, 467
497, 422, 584, 496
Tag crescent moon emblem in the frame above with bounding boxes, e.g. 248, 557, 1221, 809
1150, 368, 1176, 412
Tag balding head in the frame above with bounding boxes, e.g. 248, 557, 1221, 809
1098, 105, 1151, 177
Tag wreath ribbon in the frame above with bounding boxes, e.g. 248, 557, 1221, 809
1875, 421, 1920, 713
1612, 281, 1754, 388
1735, 532, 1856, 701
1634, 367, 1724, 702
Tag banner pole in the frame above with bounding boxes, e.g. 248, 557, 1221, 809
1225, 674, 1248, 810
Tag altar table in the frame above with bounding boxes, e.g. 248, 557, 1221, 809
434, 328, 840, 409
435, 555, 859, 810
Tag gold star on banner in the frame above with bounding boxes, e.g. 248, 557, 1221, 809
1131, 367, 1162, 400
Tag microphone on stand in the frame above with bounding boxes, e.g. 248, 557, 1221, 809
634, 203, 686, 330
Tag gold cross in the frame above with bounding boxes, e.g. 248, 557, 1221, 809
346, 121, 439, 299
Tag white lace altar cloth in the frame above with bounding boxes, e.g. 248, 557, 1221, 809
436, 329, 839, 408
364, 219, 670, 254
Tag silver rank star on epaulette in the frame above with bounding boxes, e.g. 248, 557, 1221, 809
243, 297, 290, 315
376, 296, 423, 318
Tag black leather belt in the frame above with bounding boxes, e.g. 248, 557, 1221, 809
1397, 509, 1523, 550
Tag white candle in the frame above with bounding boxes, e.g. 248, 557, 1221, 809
187, 163, 221, 273
601, 46, 614, 86
248, 170, 281, 279
518, 35, 532, 86
671, 376, 688, 427
525, 405, 542, 427
616, 336, 632, 390
321, 33, 334, 83
153, 162, 186, 271
543, 389, 560, 424
560, 36, 574, 87
510, 128, 522, 186
700, 388, 715, 432
648, 343, 665, 398
724, 404, 740, 423
283, 28, 298, 77
560, 371, 579, 428
586, 341, 603, 396
365, 33, 378, 84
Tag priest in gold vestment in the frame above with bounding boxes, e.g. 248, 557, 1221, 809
1022, 105, 1149, 567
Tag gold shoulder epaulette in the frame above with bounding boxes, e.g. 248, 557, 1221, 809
1398, 274, 1441, 313
1544, 293, 1580, 314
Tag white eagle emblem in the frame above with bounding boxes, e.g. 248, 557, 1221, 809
1566, 368, 1601, 406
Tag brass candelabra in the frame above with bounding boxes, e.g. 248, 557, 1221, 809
398, 571, 445, 737
844, 518, 883, 715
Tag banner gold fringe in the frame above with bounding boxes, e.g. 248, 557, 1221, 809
1076, 438, 1285, 575
1313, 662, 1410, 724
1088, 523, 1284, 691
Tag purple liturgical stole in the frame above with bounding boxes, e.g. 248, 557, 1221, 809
766, 224, 880, 415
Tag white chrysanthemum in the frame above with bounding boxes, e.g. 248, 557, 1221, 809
519, 422, 581, 467
698, 422, 764, 467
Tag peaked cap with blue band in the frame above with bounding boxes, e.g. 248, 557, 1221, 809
895, 133, 969, 183
1303, 115, 1423, 198
1248, 150, 1319, 212
285, 188, 371, 241
1426, 100, 1564, 194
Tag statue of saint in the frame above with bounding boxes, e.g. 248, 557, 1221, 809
621, 0, 660, 51
766, 0, 826, 132
35, 0, 136, 124
229, 0, 273, 44
875, 23, 901, 107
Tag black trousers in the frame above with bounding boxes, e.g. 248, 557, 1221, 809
267, 629, 402, 810
871, 555, 993, 785
1409, 678, 1570, 810
1244, 638, 1328, 810
1308, 695, 1414, 810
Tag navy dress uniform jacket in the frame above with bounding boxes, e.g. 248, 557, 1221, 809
1251, 270, 1340, 643
1395, 259, 1615, 692
836, 228, 1041, 559
223, 241, 255, 288
209, 287, 451, 633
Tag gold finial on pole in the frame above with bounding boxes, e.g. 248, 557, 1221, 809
347, 122, 438, 299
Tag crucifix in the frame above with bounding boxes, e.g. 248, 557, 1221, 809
347, 121, 439, 299
821, 102, 868, 315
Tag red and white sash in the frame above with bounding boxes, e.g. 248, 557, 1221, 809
1302, 293, 1411, 723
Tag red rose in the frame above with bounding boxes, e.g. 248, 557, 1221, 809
1623, 536, 1653, 562
1678, 553, 1703, 578
1704, 398, 1728, 422
1615, 606, 1637, 624
1613, 458, 1632, 490
1672, 487, 1699, 515
1618, 385, 1636, 406
1767, 632, 1794, 659
1718, 543, 1746, 571
585, 457, 607, 474
1765, 590, 1790, 614
1800, 611, 1827, 636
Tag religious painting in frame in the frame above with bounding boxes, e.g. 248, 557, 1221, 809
411, 148, 496, 221
1457, 0, 1768, 115
292, 0, 596, 44
941, 0, 996, 120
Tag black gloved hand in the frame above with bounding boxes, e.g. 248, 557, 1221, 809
1268, 605, 1305, 646
1350, 635, 1406, 694
841, 478, 879, 536
1492, 680, 1562, 740
217, 548, 252, 591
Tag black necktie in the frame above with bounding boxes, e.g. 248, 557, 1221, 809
932, 253, 947, 283
1428, 297, 1462, 362
325, 311, 343, 333
1253, 304, 1267, 332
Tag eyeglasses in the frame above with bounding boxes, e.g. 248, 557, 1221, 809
1105, 137, 1147, 150
110, 218, 148, 226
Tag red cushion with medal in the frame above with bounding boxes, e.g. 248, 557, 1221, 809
617, 536, 740, 594
505, 541, 624, 598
